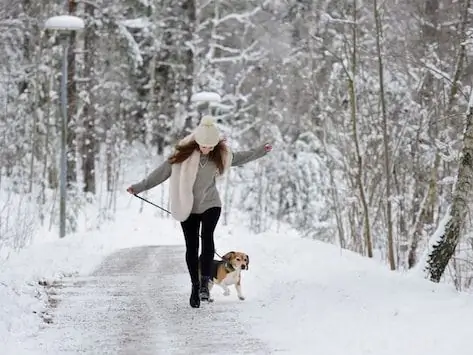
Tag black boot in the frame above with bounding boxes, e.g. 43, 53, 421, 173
190, 283, 200, 308
200, 276, 211, 301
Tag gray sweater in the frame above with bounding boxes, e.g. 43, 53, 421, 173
131, 144, 268, 214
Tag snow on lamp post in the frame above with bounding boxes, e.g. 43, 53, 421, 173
44, 15, 84, 239
191, 91, 222, 117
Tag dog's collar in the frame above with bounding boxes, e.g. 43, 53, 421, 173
224, 261, 235, 272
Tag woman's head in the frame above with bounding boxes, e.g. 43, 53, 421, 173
168, 116, 228, 174
194, 115, 220, 148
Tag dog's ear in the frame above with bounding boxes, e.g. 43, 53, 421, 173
245, 254, 249, 270
222, 251, 235, 260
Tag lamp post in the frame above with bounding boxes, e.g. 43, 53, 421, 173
44, 15, 84, 238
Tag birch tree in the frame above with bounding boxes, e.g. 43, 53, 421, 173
423, 0, 471, 282
425, 101, 473, 282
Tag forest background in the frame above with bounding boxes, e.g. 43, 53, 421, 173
2, 0, 473, 290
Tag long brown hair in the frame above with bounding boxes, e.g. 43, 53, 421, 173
168, 138, 228, 174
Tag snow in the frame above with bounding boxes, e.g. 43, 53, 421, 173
117, 24, 143, 68
1, 192, 472, 354
191, 91, 221, 103
120, 18, 150, 29
44, 16, 85, 31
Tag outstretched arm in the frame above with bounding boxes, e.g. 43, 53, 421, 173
231, 143, 272, 167
128, 160, 172, 194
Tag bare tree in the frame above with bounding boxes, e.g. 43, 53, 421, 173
373, 0, 395, 269
67, 0, 78, 185
349, 0, 373, 257
81, 1, 96, 193
407, 0, 451, 268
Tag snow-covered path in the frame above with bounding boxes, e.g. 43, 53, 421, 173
23, 245, 268, 354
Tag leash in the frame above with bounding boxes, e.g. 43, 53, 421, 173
133, 193, 171, 214
132, 193, 227, 260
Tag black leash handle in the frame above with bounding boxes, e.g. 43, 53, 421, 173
131, 193, 226, 260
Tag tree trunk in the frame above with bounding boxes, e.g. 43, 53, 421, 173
393, 165, 407, 269
348, 0, 373, 258
181, 0, 196, 132
19, 0, 31, 96
106, 142, 113, 192
407, 0, 441, 268
416, 0, 470, 276
373, 0, 395, 270
424, 0, 471, 281
425, 105, 473, 282
81, 3, 96, 194
22, 0, 35, 194
67, 0, 78, 186
327, 157, 346, 248
408, 160, 438, 268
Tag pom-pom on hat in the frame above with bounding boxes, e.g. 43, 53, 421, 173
194, 115, 220, 147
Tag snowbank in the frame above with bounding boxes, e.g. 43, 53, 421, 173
0, 193, 181, 354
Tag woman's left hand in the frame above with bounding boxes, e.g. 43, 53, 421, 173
264, 143, 272, 152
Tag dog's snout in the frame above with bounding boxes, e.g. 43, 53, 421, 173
241, 264, 246, 270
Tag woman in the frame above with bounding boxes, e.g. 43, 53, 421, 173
127, 116, 272, 308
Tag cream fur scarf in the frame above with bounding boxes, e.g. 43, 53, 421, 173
169, 134, 232, 222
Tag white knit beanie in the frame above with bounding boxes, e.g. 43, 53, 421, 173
193, 115, 220, 146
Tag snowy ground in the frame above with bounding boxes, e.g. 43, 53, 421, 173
21, 245, 268, 354
2, 192, 473, 354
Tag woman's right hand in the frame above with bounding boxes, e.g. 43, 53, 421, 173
126, 186, 135, 194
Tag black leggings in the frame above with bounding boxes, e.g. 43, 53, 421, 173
180, 207, 221, 285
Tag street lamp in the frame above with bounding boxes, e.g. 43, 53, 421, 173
44, 15, 84, 238
191, 91, 222, 117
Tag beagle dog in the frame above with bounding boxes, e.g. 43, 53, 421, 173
208, 251, 250, 301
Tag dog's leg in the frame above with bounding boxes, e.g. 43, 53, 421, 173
208, 281, 215, 302
235, 278, 245, 300
217, 282, 231, 296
